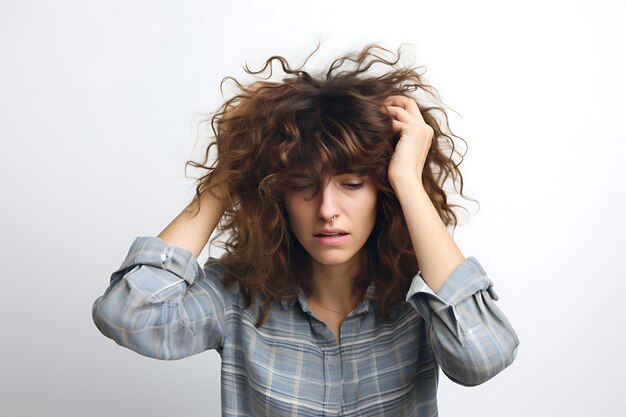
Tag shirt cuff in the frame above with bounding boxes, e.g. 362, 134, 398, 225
405, 257, 498, 307
110, 236, 204, 287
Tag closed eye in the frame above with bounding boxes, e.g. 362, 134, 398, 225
344, 183, 364, 190
293, 184, 314, 190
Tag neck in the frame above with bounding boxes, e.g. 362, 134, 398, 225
308, 253, 364, 311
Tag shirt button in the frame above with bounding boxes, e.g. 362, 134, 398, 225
160, 250, 168, 268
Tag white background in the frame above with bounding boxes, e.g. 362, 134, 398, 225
1, 0, 625, 416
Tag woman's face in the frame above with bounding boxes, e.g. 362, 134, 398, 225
284, 172, 378, 269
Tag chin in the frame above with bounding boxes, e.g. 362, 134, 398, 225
310, 251, 358, 266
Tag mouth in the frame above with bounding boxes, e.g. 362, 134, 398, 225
312, 233, 350, 246
312, 227, 349, 236
313, 232, 349, 237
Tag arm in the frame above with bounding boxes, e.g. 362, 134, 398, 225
384, 94, 464, 292
92, 187, 230, 360
405, 255, 519, 386
393, 177, 519, 386
384, 95, 519, 385
390, 177, 464, 292
158, 184, 229, 258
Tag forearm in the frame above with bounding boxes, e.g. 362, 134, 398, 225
158, 186, 228, 258
406, 257, 520, 386
390, 175, 464, 293
92, 236, 227, 359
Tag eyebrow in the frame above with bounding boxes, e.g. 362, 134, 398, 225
290, 174, 313, 180
290, 169, 363, 178
334, 168, 355, 175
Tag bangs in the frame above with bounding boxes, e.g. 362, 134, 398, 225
282, 109, 392, 183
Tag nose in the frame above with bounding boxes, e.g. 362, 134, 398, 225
316, 180, 340, 223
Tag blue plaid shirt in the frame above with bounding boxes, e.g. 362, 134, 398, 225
92, 236, 519, 416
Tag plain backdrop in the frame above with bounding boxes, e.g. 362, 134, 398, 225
1, 0, 625, 416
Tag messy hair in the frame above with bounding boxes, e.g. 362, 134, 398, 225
185, 42, 474, 327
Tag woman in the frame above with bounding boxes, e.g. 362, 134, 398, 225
92, 43, 519, 416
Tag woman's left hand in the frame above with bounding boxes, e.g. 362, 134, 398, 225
384, 95, 434, 187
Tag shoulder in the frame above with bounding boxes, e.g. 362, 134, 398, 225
201, 256, 264, 313
202, 256, 239, 290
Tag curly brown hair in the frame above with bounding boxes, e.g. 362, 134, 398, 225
185, 42, 474, 327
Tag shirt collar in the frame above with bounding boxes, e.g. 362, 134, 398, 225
279, 281, 377, 316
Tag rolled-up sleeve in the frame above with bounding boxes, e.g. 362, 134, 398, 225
92, 236, 227, 360
406, 257, 519, 386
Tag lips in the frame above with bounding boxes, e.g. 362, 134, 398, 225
312, 228, 350, 246
313, 228, 349, 236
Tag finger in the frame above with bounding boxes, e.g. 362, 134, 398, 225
386, 104, 429, 130
384, 95, 418, 111
390, 118, 404, 134
384, 95, 425, 124
385, 105, 414, 124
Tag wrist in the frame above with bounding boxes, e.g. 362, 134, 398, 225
389, 172, 424, 193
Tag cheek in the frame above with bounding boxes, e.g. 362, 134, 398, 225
284, 199, 307, 233
283, 196, 297, 219
359, 193, 378, 216
363, 196, 378, 229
